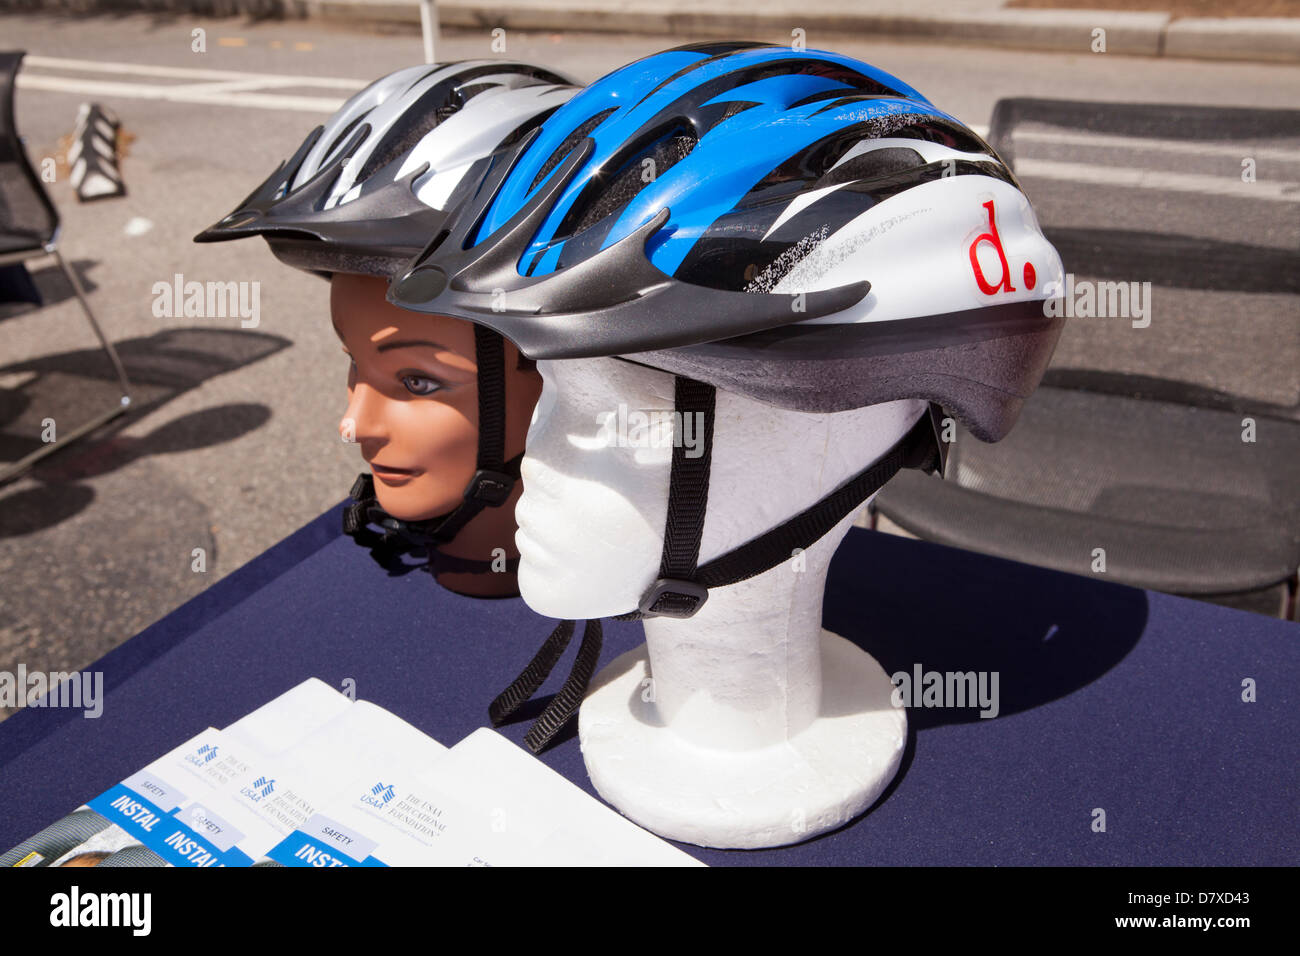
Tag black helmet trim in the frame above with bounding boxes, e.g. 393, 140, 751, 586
624, 299, 1065, 441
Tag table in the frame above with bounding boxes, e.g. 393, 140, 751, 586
2, 503, 1296, 865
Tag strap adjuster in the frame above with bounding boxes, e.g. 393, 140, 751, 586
638, 578, 709, 619
463, 469, 515, 506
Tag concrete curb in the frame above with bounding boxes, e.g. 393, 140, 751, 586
305, 1, 1163, 55
1165, 17, 1300, 63
298, 0, 1300, 63
13, 0, 1300, 64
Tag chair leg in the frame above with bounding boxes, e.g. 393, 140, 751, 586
0, 404, 127, 484
0, 251, 133, 485
53, 249, 132, 407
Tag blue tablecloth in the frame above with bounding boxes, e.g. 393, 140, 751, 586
2, 504, 1296, 865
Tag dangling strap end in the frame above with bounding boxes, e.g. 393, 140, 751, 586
487, 619, 576, 726
520, 619, 603, 754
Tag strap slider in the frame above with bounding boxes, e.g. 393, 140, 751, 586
463, 469, 515, 506
639, 578, 709, 619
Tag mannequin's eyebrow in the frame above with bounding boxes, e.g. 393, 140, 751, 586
375, 339, 452, 353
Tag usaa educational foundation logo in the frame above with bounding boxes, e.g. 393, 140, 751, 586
239, 775, 275, 803
361, 782, 397, 808
185, 742, 219, 766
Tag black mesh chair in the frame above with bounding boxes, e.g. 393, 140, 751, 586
0, 50, 131, 483
872, 99, 1300, 619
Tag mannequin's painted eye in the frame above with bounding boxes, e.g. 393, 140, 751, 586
401, 374, 442, 396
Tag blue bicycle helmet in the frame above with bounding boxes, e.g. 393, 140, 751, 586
389, 41, 1063, 441
387, 42, 1065, 749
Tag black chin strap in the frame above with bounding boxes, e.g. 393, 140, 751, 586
430, 324, 521, 541
342, 471, 523, 575
490, 377, 947, 753
342, 325, 522, 574
638, 382, 945, 618
637, 377, 715, 617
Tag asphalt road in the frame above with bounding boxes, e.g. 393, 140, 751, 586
1, 12, 1298, 689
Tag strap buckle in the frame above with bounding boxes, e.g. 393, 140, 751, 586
463, 469, 515, 506
638, 578, 709, 619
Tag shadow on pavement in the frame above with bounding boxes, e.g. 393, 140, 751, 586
0, 258, 102, 317
0, 326, 290, 533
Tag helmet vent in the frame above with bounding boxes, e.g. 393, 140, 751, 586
528, 107, 618, 191
321, 116, 365, 169
567, 131, 696, 237
815, 147, 925, 190
355, 108, 446, 185
497, 104, 562, 152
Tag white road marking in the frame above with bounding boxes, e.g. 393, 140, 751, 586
167, 77, 330, 95
16, 74, 348, 112
1014, 128, 1297, 164
15, 55, 365, 112
1016, 158, 1300, 201
22, 55, 365, 88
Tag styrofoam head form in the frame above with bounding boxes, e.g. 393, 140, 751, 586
515, 355, 926, 620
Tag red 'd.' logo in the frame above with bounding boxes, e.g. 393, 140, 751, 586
969, 199, 1032, 295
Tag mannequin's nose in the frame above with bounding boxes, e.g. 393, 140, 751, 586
341, 382, 388, 447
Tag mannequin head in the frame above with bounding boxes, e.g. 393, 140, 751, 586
515, 355, 926, 620
331, 272, 541, 594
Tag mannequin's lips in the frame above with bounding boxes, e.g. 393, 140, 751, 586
371, 463, 423, 484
